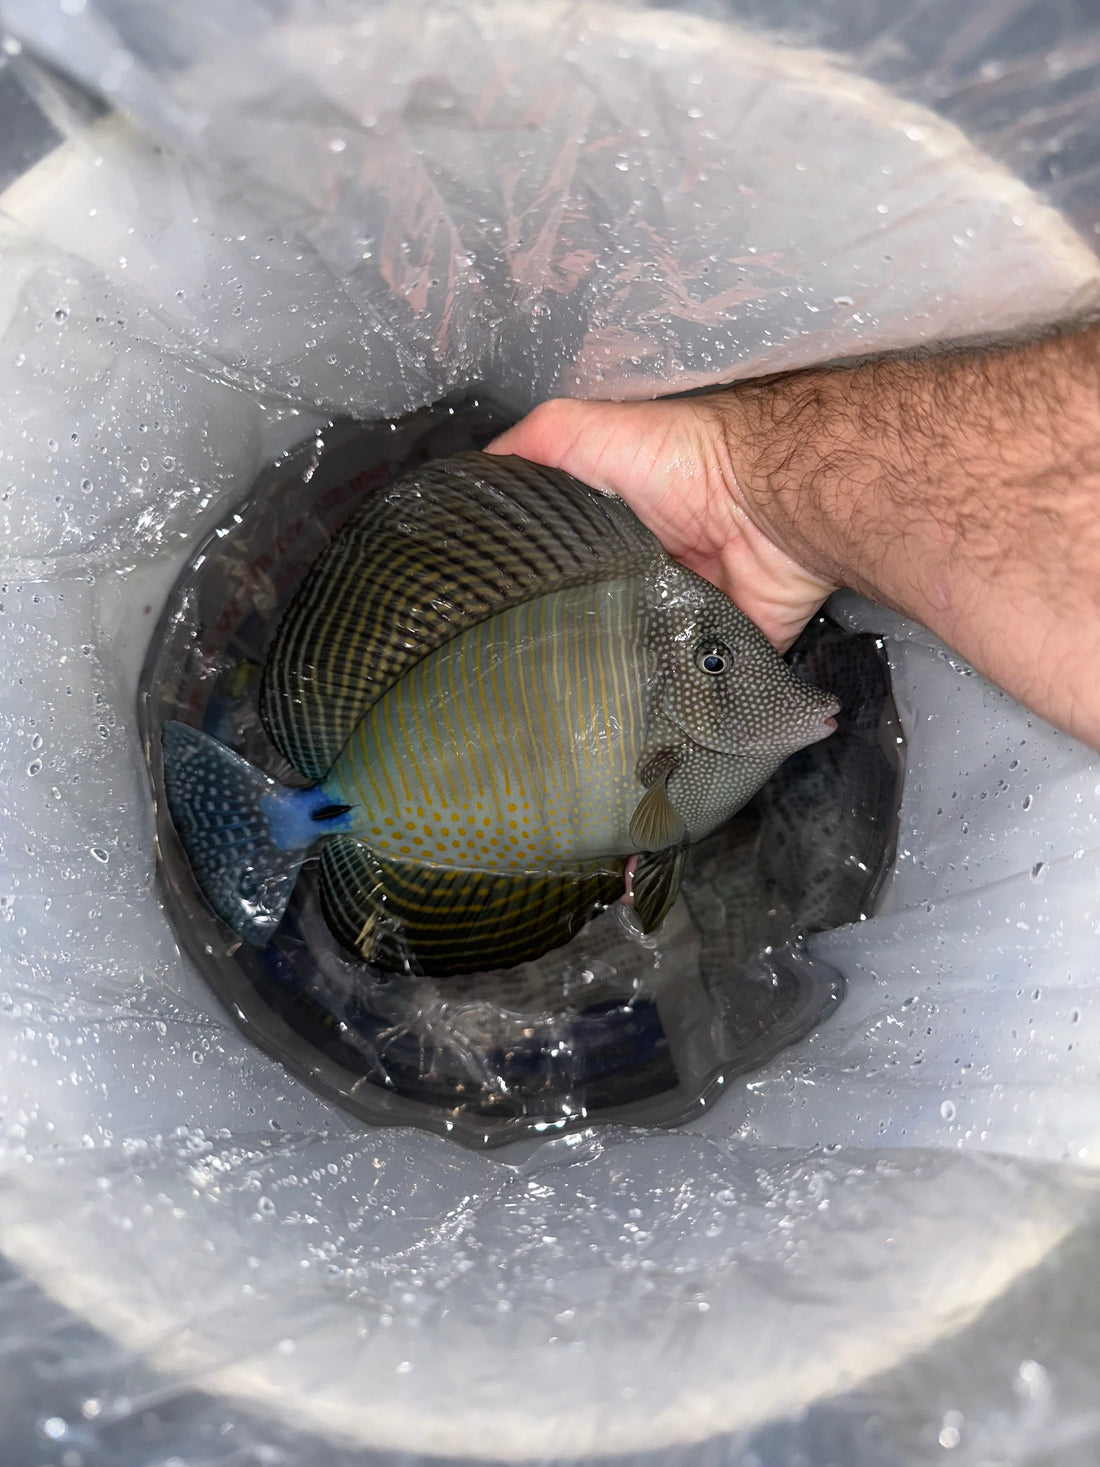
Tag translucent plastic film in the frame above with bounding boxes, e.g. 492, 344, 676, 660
4, 0, 1100, 436
0, 1, 1099, 1464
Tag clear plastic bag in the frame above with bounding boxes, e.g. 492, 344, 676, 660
2, 1, 1100, 1462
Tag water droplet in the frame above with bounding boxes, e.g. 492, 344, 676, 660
939, 1100, 956, 1121
26, 760, 41, 777
1014, 1358, 1050, 1403
90, 847, 109, 864
54, 305, 69, 323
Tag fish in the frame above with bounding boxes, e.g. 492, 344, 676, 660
161, 451, 840, 976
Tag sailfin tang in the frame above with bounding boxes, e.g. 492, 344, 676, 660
319, 836, 624, 976
161, 721, 322, 945
260, 451, 657, 779
632, 846, 687, 933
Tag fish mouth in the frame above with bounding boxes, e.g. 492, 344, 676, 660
805, 712, 839, 745
797, 693, 842, 746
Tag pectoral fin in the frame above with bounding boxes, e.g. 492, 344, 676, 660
631, 846, 687, 933
629, 748, 686, 850
319, 836, 623, 976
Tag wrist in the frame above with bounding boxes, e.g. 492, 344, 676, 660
707, 366, 891, 598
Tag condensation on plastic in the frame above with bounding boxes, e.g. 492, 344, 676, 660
0, 1, 1099, 1463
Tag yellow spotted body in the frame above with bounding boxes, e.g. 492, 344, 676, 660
330, 580, 648, 870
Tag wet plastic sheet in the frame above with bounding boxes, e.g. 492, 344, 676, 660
4, 0, 1100, 441
0, 1, 1100, 1464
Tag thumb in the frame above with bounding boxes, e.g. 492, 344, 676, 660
487, 398, 685, 498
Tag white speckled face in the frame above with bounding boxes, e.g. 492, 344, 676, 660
650, 565, 840, 758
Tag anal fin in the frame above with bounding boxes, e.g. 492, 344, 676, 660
319, 837, 624, 976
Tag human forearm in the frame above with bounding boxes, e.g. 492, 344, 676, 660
714, 326, 1100, 748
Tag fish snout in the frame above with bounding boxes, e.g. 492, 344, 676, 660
804, 693, 842, 744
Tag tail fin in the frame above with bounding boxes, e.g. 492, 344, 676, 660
161, 721, 315, 946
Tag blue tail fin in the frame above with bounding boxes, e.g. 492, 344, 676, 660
162, 721, 333, 946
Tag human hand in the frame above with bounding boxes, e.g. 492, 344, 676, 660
487, 396, 836, 652
489, 323, 1100, 752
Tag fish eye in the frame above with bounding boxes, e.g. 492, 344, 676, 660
695, 642, 731, 675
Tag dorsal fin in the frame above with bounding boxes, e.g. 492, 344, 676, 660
260, 452, 658, 778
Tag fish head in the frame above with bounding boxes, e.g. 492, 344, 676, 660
648, 567, 840, 760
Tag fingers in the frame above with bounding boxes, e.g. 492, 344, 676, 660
487, 396, 835, 650
488, 398, 727, 572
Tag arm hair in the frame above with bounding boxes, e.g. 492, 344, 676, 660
712, 323, 1100, 748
